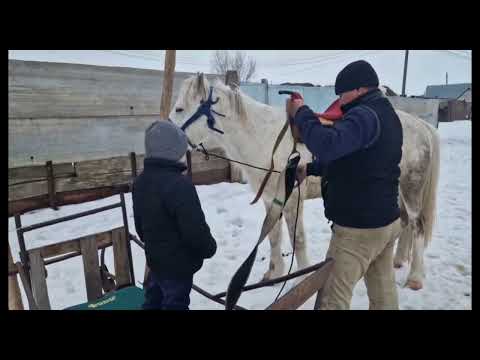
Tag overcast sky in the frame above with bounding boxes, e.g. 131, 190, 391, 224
9, 50, 471, 96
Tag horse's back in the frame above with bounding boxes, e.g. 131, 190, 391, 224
396, 110, 437, 176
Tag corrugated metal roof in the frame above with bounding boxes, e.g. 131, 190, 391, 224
425, 83, 471, 99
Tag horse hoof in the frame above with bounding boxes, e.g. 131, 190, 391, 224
262, 269, 284, 283
406, 280, 423, 290
394, 262, 403, 269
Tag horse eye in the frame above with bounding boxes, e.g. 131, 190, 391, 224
176, 108, 184, 113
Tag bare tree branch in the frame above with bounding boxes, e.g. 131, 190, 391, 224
211, 50, 257, 82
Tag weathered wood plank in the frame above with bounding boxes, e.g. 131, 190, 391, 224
190, 155, 229, 173
192, 168, 231, 185
8, 162, 74, 180
265, 260, 334, 310
28, 228, 121, 259
112, 228, 131, 288
80, 235, 103, 301
29, 249, 51, 310
9, 173, 132, 201
9, 185, 130, 217
55, 173, 133, 193
9, 148, 228, 201
8, 244, 24, 310
9, 180, 48, 201
74, 156, 136, 177
16, 262, 38, 310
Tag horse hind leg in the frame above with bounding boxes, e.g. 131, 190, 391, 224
397, 163, 429, 290
405, 217, 425, 290
394, 202, 411, 269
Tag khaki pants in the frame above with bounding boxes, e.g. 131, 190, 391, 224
319, 218, 402, 310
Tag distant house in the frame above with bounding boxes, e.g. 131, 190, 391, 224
423, 83, 471, 121
424, 83, 471, 101
457, 88, 472, 102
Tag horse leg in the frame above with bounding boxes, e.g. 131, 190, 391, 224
394, 202, 410, 269
262, 215, 285, 281
405, 218, 425, 290
394, 225, 411, 268
398, 163, 428, 290
283, 194, 310, 272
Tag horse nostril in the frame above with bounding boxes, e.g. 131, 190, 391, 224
176, 108, 184, 113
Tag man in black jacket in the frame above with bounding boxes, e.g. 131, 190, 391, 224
288, 60, 403, 310
133, 121, 217, 310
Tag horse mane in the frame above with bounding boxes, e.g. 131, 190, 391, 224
195, 73, 208, 100
211, 78, 248, 122
190, 73, 260, 125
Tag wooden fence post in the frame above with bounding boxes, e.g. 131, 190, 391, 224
144, 49, 177, 285
45, 160, 58, 210
8, 244, 24, 310
130, 152, 137, 178
159, 50, 177, 120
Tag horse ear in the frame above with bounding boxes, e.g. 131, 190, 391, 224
197, 73, 206, 96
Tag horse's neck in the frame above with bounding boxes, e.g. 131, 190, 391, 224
219, 96, 292, 167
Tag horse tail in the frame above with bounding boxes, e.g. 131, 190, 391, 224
421, 122, 441, 249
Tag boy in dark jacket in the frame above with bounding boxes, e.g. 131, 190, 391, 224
133, 120, 217, 310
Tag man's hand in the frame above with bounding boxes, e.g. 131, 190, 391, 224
286, 98, 304, 119
296, 164, 307, 185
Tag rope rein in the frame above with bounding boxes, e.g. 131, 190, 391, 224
196, 143, 282, 174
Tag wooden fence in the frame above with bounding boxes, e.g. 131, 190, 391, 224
9, 148, 233, 216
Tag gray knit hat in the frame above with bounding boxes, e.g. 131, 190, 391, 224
144, 121, 188, 161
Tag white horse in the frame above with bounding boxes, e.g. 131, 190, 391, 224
169, 74, 440, 290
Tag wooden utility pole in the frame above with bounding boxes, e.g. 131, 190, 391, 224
144, 50, 177, 285
401, 50, 409, 97
8, 244, 24, 310
159, 50, 177, 120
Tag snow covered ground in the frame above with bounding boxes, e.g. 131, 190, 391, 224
8, 121, 471, 310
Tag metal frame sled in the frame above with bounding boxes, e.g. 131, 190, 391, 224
9, 192, 334, 310
10, 193, 145, 310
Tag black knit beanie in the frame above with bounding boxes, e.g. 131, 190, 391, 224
335, 60, 379, 95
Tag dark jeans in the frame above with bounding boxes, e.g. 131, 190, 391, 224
142, 271, 193, 310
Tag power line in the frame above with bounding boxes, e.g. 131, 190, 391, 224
257, 51, 357, 67
431, 50, 471, 60
274, 50, 385, 78
446, 50, 471, 58
99, 50, 211, 66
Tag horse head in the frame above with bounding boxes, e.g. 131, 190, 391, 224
169, 73, 246, 148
